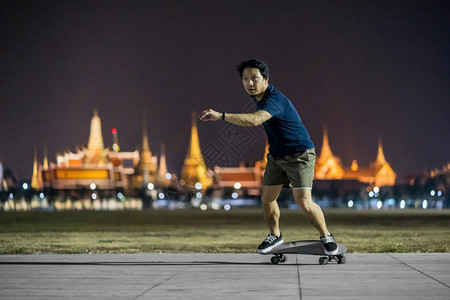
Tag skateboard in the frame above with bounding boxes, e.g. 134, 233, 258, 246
261, 240, 347, 265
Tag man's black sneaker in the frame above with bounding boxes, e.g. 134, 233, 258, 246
257, 233, 283, 254
320, 234, 338, 255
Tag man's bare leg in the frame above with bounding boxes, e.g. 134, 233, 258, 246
261, 184, 284, 237
292, 188, 330, 237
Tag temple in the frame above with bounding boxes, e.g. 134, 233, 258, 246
315, 126, 397, 186
211, 142, 268, 197
315, 125, 345, 179
30, 111, 397, 208
38, 110, 166, 193
130, 117, 158, 190
180, 112, 212, 189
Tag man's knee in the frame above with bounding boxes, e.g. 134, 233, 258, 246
261, 185, 283, 204
295, 197, 311, 212
293, 189, 313, 212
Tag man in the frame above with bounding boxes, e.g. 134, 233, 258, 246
199, 59, 338, 255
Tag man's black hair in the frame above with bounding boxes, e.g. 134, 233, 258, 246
237, 59, 270, 79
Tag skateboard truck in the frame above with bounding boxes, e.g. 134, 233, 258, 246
271, 253, 346, 265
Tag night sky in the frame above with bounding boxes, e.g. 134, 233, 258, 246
0, 0, 449, 181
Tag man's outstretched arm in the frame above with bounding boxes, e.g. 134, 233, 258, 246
199, 109, 271, 127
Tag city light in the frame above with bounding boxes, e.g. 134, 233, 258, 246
422, 200, 428, 209
224, 204, 231, 211
200, 204, 207, 211
377, 200, 383, 209
165, 173, 171, 180
400, 200, 406, 209
22, 183, 28, 190
147, 183, 154, 190
158, 193, 165, 199
196, 192, 202, 199
430, 190, 435, 196
195, 182, 202, 190
234, 182, 241, 189
232, 192, 238, 199
348, 200, 354, 208
90, 183, 96, 190
39, 193, 45, 199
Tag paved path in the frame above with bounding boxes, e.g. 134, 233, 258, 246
1, 253, 449, 299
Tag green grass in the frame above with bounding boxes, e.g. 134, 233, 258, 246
1, 209, 449, 254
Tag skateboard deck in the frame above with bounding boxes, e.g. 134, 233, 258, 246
261, 240, 347, 265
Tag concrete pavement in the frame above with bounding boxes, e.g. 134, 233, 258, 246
0, 253, 449, 299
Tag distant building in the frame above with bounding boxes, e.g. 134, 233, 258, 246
180, 112, 212, 189
37, 110, 169, 193
211, 143, 268, 197
314, 125, 397, 187
30, 111, 397, 202
129, 118, 158, 190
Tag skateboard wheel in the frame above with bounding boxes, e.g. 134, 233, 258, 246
279, 254, 287, 263
319, 257, 328, 265
271, 256, 280, 264
337, 255, 346, 264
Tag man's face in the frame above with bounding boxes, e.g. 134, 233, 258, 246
242, 67, 269, 100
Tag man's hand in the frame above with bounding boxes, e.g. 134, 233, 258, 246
199, 109, 221, 122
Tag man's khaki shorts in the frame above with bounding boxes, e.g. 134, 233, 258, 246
263, 148, 316, 189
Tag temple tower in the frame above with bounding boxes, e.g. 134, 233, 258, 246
373, 139, 387, 168
84, 110, 108, 165
315, 125, 344, 179
370, 139, 397, 186
31, 146, 39, 190
132, 116, 157, 187
180, 112, 211, 189
43, 145, 49, 169
158, 144, 168, 178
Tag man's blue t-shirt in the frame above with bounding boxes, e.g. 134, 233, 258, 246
254, 84, 314, 158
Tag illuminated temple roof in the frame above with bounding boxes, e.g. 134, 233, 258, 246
180, 112, 212, 189
316, 126, 397, 186
315, 125, 345, 179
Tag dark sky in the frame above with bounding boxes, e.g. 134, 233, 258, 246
0, 0, 449, 181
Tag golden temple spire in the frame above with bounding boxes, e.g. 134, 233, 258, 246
375, 138, 387, 167
318, 124, 334, 160
133, 113, 157, 186
87, 109, 104, 151
351, 160, 359, 171
315, 124, 344, 179
142, 116, 151, 154
43, 144, 49, 169
180, 112, 211, 188
263, 139, 269, 163
158, 143, 168, 177
370, 138, 397, 186
85, 109, 108, 165
187, 112, 202, 158
157, 143, 169, 183
31, 146, 39, 190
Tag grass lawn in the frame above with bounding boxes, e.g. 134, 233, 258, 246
1, 209, 449, 254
